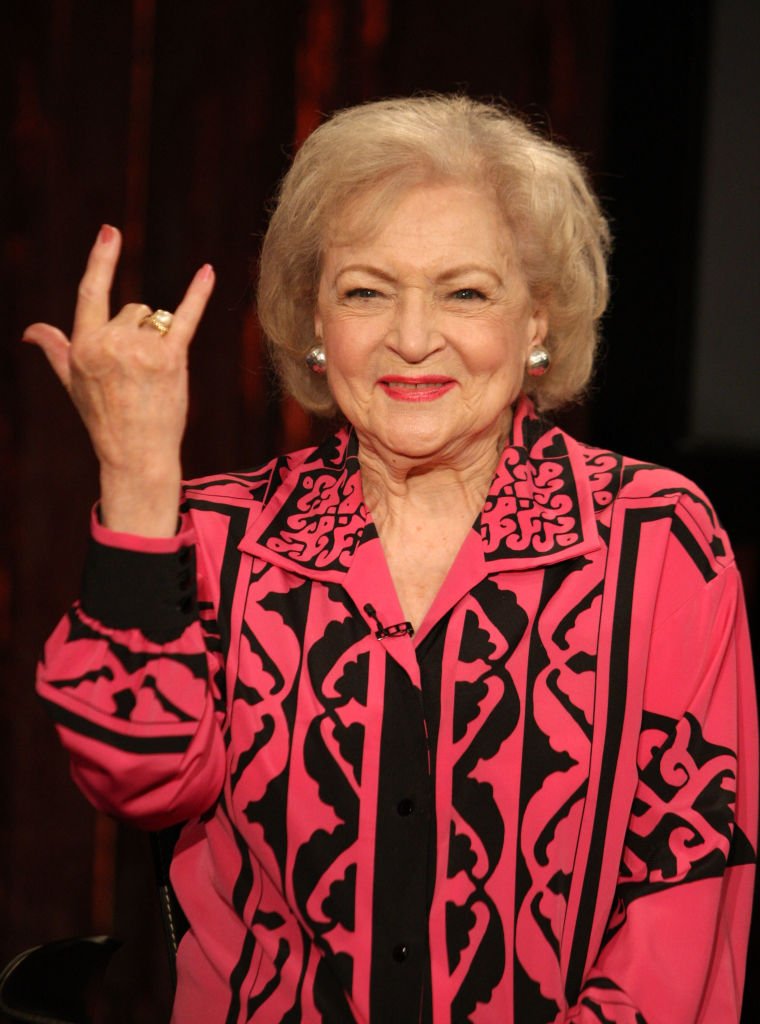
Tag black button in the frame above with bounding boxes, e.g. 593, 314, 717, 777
392, 943, 408, 963
178, 547, 192, 565
396, 798, 415, 816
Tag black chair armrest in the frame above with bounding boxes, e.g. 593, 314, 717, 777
0, 935, 121, 1024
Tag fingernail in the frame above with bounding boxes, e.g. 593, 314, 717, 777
99, 224, 115, 244
198, 263, 214, 281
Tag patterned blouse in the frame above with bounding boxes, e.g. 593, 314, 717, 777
37, 398, 757, 1023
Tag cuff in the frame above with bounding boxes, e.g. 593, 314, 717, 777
81, 516, 198, 641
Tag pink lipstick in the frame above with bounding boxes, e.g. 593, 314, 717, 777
379, 375, 455, 402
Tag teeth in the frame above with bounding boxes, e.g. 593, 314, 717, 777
389, 381, 442, 388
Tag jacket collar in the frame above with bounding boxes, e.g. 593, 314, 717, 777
238, 397, 600, 577
476, 397, 601, 569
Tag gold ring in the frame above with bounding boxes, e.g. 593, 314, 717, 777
139, 309, 173, 336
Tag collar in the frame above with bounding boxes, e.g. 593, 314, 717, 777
238, 396, 600, 577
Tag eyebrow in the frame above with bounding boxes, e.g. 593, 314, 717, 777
334, 264, 396, 284
333, 263, 503, 283
437, 265, 503, 283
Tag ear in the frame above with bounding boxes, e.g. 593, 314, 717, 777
313, 310, 323, 341
528, 305, 549, 348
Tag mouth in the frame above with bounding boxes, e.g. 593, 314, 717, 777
379, 376, 455, 402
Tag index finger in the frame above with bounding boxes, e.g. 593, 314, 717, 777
168, 263, 216, 345
72, 225, 122, 340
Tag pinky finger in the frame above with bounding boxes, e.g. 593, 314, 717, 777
169, 263, 215, 344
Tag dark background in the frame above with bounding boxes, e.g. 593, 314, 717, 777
2, 0, 758, 1020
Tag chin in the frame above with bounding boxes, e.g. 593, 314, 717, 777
376, 425, 463, 462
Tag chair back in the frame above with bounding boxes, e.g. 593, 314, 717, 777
150, 823, 189, 987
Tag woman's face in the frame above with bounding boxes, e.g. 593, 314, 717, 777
315, 182, 548, 468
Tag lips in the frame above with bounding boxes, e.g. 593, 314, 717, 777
379, 376, 456, 402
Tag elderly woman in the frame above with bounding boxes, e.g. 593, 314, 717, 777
27, 96, 756, 1023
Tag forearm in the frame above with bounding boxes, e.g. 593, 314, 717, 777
37, 516, 226, 828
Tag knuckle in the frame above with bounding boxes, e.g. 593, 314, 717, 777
133, 342, 161, 366
77, 280, 98, 303
105, 324, 127, 346
124, 302, 152, 318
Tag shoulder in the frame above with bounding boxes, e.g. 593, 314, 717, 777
181, 429, 351, 512
182, 454, 297, 510
574, 439, 734, 576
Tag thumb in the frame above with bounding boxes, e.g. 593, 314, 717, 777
22, 323, 72, 390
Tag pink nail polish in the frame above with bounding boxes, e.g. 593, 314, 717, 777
198, 263, 214, 281
99, 224, 115, 244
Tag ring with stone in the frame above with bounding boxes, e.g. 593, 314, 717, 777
139, 309, 174, 336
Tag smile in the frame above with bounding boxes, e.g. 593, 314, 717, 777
379, 377, 456, 402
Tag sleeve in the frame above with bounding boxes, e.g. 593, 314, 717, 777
35, 509, 227, 830
566, 558, 758, 1023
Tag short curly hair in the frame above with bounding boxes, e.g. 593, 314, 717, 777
258, 94, 610, 415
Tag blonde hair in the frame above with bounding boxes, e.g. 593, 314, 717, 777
258, 94, 610, 415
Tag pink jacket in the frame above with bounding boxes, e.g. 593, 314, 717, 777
37, 398, 757, 1023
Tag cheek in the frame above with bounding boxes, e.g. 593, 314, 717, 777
473, 333, 530, 402
469, 327, 527, 375
325, 335, 373, 395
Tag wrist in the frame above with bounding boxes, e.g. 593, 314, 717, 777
99, 465, 182, 537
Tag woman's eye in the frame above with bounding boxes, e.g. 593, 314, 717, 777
345, 287, 379, 299
451, 288, 486, 301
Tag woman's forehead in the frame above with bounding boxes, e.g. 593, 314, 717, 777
322, 178, 509, 250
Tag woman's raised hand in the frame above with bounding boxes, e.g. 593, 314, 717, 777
23, 225, 215, 537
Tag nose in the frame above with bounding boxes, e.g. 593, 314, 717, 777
386, 289, 443, 363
